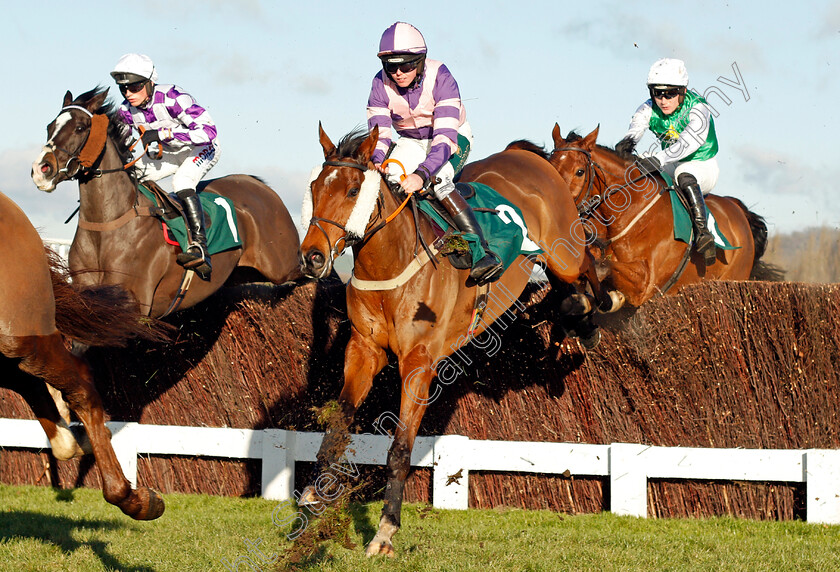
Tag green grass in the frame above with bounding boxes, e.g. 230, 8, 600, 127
0, 483, 838, 571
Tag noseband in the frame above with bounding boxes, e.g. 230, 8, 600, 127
306, 160, 386, 273
46, 106, 111, 180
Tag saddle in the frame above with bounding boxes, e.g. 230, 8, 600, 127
415, 182, 541, 273
141, 180, 186, 220
419, 183, 480, 270
137, 180, 242, 256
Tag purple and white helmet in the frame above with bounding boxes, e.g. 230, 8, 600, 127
377, 22, 427, 57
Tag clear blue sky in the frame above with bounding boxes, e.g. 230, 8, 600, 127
1, 1, 837, 240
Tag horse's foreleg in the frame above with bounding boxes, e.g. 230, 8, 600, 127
19, 334, 164, 520
609, 259, 656, 306
366, 344, 433, 558
300, 331, 387, 506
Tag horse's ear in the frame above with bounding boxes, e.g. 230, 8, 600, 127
581, 125, 600, 151
551, 123, 563, 147
319, 122, 336, 158
357, 125, 379, 164
86, 89, 109, 114
63, 91, 73, 107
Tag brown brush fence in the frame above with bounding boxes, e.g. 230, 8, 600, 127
1, 279, 838, 520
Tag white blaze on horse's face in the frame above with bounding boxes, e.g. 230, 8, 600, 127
31, 110, 75, 192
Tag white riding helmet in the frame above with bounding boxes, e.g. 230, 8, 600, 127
110, 53, 158, 85
646, 58, 688, 88
377, 22, 427, 57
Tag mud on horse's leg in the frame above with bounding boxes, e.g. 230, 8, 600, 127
366, 345, 433, 558
299, 332, 388, 506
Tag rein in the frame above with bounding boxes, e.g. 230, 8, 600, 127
552, 146, 661, 247
554, 145, 694, 293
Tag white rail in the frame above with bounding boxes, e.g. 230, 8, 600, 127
1, 418, 838, 523
42, 238, 72, 263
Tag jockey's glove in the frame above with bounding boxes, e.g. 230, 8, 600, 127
141, 129, 161, 146
615, 137, 636, 156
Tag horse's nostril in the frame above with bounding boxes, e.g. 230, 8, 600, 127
40, 163, 50, 174
309, 251, 325, 267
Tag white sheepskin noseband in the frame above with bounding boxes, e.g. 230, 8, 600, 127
302, 165, 380, 240
344, 169, 382, 239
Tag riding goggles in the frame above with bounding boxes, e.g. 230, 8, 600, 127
384, 60, 420, 74
119, 81, 147, 96
650, 87, 682, 100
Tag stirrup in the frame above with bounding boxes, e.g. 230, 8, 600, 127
469, 253, 504, 286
177, 244, 212, 280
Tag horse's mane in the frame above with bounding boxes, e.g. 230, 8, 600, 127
331, 126, 372, 164
72, 86, 133, 165
504, 139, 549, 159
564, 130, 637, 162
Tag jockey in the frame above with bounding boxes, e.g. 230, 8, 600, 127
367, 22, 503, 285
110, 53, 219, 281
617, 58, 719, 265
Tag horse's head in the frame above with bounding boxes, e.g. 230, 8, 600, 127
31, 88, 118, 192
547, 123, 600, 202
299, 124, 383, 278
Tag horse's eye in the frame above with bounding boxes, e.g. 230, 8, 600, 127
75, 124, 86, 133
575, 169, 585, 177
348, 187, 359, 197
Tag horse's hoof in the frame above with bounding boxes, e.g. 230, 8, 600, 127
580, 327, 601, 350
365, 539, 396, 558
126, 487, 165, 520
297, 485, 322, 507
599, 290, 626, 313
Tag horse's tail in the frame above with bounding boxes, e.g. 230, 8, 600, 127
731, 198, 786, 281
47, 248, 172, 346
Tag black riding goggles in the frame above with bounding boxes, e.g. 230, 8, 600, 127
382, 57, 423, 75
119, 81, 147, 96
650, 87, 683, 100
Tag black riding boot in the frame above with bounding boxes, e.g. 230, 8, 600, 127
175, 189, 212, 281
678, 174, 716, 266
439, 191, 504, 285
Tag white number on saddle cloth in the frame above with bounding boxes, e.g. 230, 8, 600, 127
214, 197, 239, 242
494, 205, 541, 252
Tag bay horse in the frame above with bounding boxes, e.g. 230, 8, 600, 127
0, 188, 169, 519
31, 88, 302, 318
299, 125, 617, 557
514, 124, 767, 306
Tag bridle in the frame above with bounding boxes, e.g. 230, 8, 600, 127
47, 105, 99, 179
551, 145, 667, 248
305, 160, 386, 276
306, 158, 436, 279
552, 145, 659, 219
46, 106, 150, 184
550, 146, 603, 212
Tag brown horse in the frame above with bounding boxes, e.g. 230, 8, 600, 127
515, 124, 768, 306
299, 125, 615, 557
0, 188, 169, 519
31, 88, 302, 318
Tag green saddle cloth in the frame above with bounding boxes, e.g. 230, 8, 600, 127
660, 173, 738, 250
668, 189, 738, 250
138, 184, 242, 255
417, 182, 542, 271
